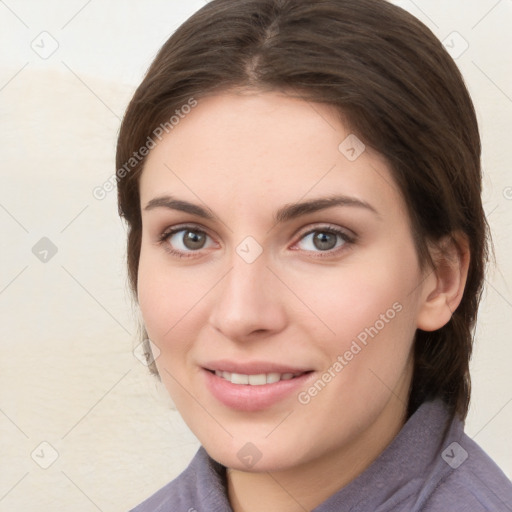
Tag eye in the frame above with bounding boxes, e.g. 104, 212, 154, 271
158, 225, 215, 257
293, 225, 355, 257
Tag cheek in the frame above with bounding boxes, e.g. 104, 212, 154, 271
137, 250, 189, 346
136, 248, 217, 378
137, 262, 166, 340
295, 254, 418, 347
292, 242, 421, 404
137, 256, 207, 411
137, 263, 195, 399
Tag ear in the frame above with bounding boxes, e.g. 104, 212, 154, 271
416, 232, 470, 332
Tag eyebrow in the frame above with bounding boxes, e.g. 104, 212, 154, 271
143, 194, 380, 223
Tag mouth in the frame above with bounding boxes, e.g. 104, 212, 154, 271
201, 362, 315, 411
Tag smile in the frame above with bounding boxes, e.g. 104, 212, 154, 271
202, 366, 315, 412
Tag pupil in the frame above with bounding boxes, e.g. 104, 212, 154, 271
314, 232, 336, 250
184, 231, 205, 250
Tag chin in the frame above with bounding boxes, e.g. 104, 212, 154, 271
203, 437, 308, 473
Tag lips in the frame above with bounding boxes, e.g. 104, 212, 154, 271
201, 360, 315, 411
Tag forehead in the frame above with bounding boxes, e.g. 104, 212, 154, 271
139, 91, 405, 221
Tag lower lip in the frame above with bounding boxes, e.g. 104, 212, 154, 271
203, 369, 314, 412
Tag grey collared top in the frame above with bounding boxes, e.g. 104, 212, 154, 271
130, 399, 512, 511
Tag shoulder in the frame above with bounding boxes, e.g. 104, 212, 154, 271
129, 464, 196, 512
419, 433, 512, 511
129, 446, 230, 512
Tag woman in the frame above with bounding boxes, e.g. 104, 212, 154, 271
116, 0, 512, 510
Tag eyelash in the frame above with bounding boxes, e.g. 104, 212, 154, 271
156, 223, 356, 259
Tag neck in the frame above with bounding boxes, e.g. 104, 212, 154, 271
227, 396, 409, 512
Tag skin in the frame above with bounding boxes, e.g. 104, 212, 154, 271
137, 90, 469, 512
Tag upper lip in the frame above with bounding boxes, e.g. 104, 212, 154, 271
202, 359, 313, 375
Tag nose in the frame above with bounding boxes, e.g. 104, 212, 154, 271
207, 247, 288, 342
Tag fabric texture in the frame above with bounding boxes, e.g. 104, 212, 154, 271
130, 399, 512, 511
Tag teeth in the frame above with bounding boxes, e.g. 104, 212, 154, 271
231, 373, 249, 385
214, 370, 303, 385
266, 372, 281, 384
248, 374, 266, 385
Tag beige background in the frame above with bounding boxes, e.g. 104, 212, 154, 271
1, 1, 511, 510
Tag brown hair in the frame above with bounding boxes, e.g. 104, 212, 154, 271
116, 0, 490, 419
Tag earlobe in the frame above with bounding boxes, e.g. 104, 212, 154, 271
416, 233, 470, 332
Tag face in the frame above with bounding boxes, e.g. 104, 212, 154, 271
137, 90, 431, 473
